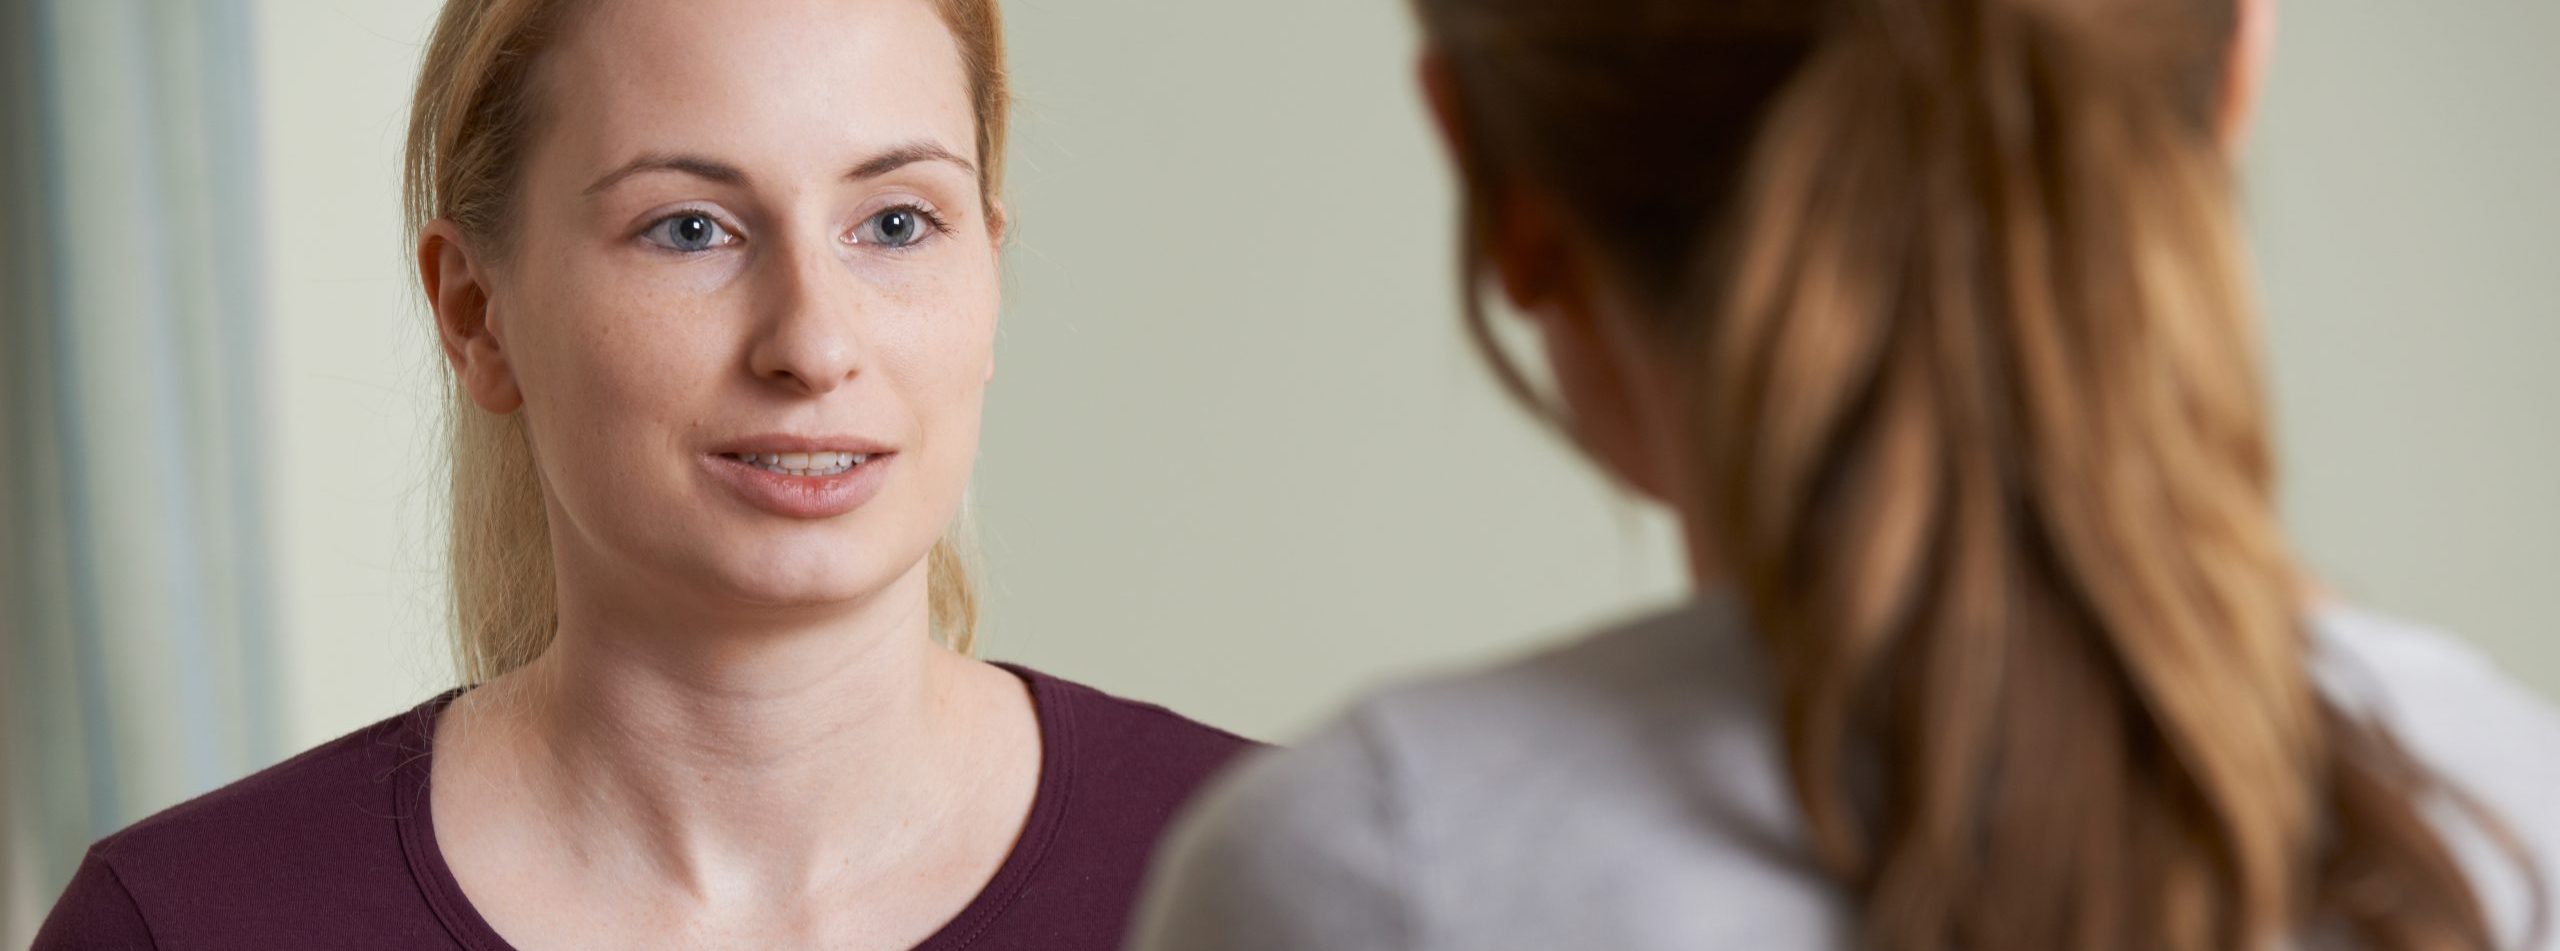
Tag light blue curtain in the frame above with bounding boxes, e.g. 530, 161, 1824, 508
2, 0, 279, 938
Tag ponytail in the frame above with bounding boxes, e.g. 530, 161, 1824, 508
1420, 0, 2518, 948
1694, 4, 2494, 948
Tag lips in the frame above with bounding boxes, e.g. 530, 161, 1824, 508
702, 435, 896, 518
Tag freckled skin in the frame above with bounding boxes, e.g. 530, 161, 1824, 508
487, 0, 999, 621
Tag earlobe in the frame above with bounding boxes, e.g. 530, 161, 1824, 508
456, 309, 525, 415
1490, 189, 1577, 321
418, 220, 524, 414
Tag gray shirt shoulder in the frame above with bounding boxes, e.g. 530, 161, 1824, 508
1130, 598, 2560, 951
2311, 605, 2560, 946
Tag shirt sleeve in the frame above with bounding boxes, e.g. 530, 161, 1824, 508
1126, 708, 1420, 951
31, 848, 159, 950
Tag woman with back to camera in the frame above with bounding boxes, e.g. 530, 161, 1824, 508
34, 0, 1252, 948
1134, 0, 2560, 949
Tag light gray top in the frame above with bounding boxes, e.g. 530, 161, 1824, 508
1130, 594, 2560, 951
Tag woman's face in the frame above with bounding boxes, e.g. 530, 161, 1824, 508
478, 0, 996, 617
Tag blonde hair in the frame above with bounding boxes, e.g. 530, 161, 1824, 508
1417, 0, 2530, 949
403, 0, 1007, 683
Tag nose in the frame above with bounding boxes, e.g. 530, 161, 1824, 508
745, 235, 865, 397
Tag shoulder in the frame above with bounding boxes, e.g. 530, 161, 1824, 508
1293, 594, 1796, 852
86, 698, 435, 872
1134, 597, 1839, 951
1002, 664, 1262, 805
30, 850, 153, 950
1348, 595, 1769, 769
1128, 596, 1760, 894
2312, 605, 2560, 948
36, 695, 452, 947
1196, 595, 1776, 838
2312, 603, 2560, 779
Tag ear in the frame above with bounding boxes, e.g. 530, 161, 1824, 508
1417, 51, 1572, 319
2220, 0, 2278, 148
1420, 50, 1668, 501
418, 219, 524, 414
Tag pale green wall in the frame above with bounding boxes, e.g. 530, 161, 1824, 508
247, 0, 2557, 753
2249, 1, 2560, 706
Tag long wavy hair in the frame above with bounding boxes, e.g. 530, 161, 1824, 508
1414, 0, 2531, 948
402, 0, 1007, 682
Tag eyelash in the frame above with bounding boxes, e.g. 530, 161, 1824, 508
639, 207, 739, 254
856, 202, 956, 249
637, 203, 957, 255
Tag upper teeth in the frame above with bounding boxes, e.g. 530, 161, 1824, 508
732, 451, 867, 475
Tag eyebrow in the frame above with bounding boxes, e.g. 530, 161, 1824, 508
582, 153, 745, 196
581, 141, 977, 197
845, 141, 976, 181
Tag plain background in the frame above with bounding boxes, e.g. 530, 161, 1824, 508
253, 0, 2556, 754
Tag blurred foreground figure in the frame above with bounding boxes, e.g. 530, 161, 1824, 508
1132, 1, 2558, 949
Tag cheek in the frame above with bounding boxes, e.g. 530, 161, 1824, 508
504, 263, 728, 484
868, 250, 1000, 426
865, 253, 997, 538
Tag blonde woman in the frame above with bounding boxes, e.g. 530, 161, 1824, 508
1135, 0, 2559, 950
35, 0, 1250, 948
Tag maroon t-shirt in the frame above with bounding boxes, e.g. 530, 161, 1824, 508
33, 664, 1257, 950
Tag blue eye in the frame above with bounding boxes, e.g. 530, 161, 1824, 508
643, 211, 733, 253
854, 205, 941, 249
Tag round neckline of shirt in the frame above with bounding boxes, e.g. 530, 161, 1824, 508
387, 662, 1077, 951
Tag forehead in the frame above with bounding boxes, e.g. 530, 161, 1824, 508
534, 0, 977, 178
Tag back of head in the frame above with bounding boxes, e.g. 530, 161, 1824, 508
1412, 0, 2514, 948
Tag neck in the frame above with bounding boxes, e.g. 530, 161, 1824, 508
459, 559, 991, 901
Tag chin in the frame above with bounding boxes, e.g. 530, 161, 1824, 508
694, 534, 921, 612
